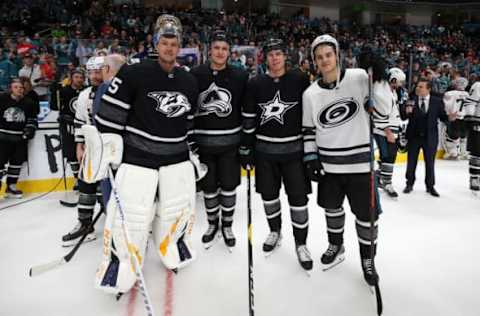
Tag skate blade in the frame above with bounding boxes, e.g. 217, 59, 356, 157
226, 245, 234, 253
62, 234, 96, 247
6, 193, 22, 199
203, 233, 221, 250
302, 269, 312, 277
263, 239, 282, 258
321, 255, 345, 271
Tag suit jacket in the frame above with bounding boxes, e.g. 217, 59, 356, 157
400, 95, 448, 147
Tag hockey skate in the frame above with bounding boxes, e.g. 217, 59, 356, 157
263, 231, 282, 257
295, 245, 313, 275
361, 258, 379, 293
221, 225, 236, 252
62, 221, 96, 247
321, 244, 345, 271
470, 178, 479, 197
6, 184, 23, 199
202, 222, 220, 250
383, 184, 398, 199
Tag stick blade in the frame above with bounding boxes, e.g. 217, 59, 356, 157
29, 258, 66, 277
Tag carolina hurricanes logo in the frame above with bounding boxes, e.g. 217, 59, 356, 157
69, 96, 78, 114
317, 97, 359, 128
148, 91, 191, 117
258, 91, 297, 125
196, 83, 232, 117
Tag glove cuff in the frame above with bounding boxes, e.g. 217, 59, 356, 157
303, 153, 319, 163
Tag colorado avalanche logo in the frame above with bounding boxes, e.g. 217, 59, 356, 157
3, 107, 26, 123
317, 97, 359, 128
148, 91, 191, 118
69, 96, 78, 114
197, 83, 232, 117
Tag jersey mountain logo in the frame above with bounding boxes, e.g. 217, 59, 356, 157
317, 97, 359, 128
148, 91, 191, 118
197, 82, 232, 117
259, 91, 297, 125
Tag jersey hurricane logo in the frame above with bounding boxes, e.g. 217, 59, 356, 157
148, 91, 191, 118
69, 96, 78, 114
197, 82, 232, 117
317, 97, 359, 128
258, 91, 297, 125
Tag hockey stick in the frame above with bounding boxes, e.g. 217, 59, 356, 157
29, 208, 104, 277
107, 167, 156, 316
246, 166, 254, 316
367, 67, 383, 316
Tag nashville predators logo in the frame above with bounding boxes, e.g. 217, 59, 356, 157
3, 107, 26, 123
148, 91, 191, 118
196, 83, 232, 117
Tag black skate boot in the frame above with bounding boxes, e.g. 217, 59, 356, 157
361, 258, 379, 286
6, 184, 23, 199
202, 221, 220, 249
295, 244, 313, 273
221, 225, 236, 250
62, 220, 96, 247
263, 231, 282, 256
321, 244, 345, 271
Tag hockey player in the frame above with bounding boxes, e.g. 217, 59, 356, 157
56, 69, 85, 206
240, 38, 313, 271
443, 77, 469, 160
190, 30, 249, 250
373, 67, 407, 198
0, 79, 37, 198
463, 80, 480, 194
302, 35, 380, 286
93, 15, 199, 295
61, 57, 105, 246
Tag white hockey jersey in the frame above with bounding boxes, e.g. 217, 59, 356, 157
443, 90, 469, 119
463, 82, 480, 124
74, 86, 95, 143
372, 81, 401, 137
303, 68, 373, 174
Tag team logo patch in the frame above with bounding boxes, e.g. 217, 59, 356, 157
197, 82, 232, 117
3, 107, 26, 123
148, 91, 191, 117
259, 91, 297, 125
69, 96, 78, 114
317, 97, 359, 128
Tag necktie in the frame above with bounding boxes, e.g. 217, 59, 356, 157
420, 98, 426, 112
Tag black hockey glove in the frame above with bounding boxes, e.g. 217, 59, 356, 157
239, 146, 254, 169
304, 154, 324, 182
23, 126, 36, 140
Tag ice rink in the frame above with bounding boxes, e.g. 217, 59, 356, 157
1, 159, 479, 316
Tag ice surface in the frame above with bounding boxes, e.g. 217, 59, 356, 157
1, 160, 479, 316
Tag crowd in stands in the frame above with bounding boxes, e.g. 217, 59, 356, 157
1, 0, 479, 96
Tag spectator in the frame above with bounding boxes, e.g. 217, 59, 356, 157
18, 52, 49, 101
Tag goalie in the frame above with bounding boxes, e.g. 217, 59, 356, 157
90, 15, 201, 295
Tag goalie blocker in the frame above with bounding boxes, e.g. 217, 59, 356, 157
81, 126, 202, 294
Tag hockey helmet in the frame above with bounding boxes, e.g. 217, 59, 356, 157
86, 56, 105, 71
263, 38, 286, 55
154, 14, 182, 45
210, 30, 230, 46
310, 34, 339, 61
389, 67, 406, 84
452, 77, 469, 91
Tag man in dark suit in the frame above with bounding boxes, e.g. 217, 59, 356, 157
401, 78, 456, 197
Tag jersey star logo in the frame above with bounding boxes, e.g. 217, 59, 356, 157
258, 91, 297, 125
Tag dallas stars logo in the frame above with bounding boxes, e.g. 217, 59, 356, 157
259, 91, 297, 125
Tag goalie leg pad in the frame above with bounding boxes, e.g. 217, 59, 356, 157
153, 161, 197, 270
81, 125, 123, 184
95, 163, 158, 294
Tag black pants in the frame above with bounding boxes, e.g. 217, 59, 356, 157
0, 140, 27, 185
406, 137, 437, 188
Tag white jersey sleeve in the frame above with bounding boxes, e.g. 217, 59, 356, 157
463, 82, 480, 123
372, 81, 401, 136
302, 83, 318, 158
74, 87, 93, 143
